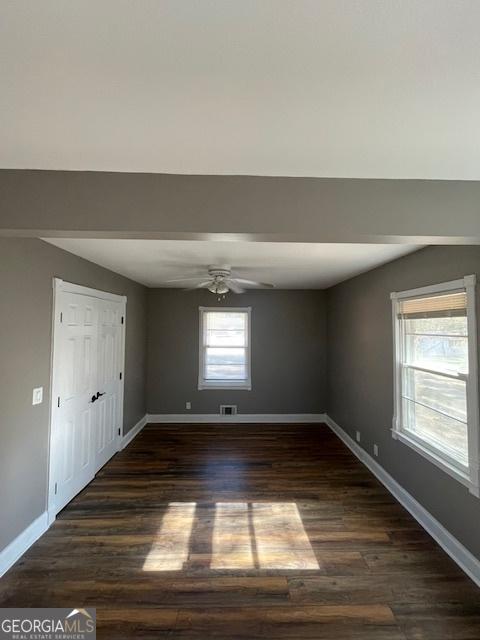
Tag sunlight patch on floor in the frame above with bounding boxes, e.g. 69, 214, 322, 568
211, 502, 255, 569
143, 502, 319, 571
142, 502, 196, 571
252, 502, 319, 570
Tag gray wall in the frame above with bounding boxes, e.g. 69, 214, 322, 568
147, 289, 327, 415
0, 238, 147, 552
327, 245, 480, 559
4, 236, 480, 569
2, 170, 480, 243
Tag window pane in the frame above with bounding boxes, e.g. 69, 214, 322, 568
205, 365, 247, 380
401, 398, 468, 466
206, 328, 246, 347
206, 312, 246, 332
402, 367, 467, 422
205, 347, 246, 380
404, 333, 468, 375
205, 312, 246, 347
404, 316, 467, 337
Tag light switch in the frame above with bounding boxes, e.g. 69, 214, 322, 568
32, 387, 43, 405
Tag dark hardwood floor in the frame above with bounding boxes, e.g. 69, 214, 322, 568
1, 423, 480, 639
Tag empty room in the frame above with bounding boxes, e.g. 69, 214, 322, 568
1, 2, 480, 639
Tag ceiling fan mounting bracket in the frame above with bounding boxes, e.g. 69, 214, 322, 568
208, 266, 231, 279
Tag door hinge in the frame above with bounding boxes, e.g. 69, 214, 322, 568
60, 311, 63, 323
54, 482, 58, 495
118, 428, 121, 436
121, 316, 124, 325
119, 372, 122, 380
57, 396, 61, 408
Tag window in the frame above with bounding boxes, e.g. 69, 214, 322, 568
391, 275, 479, 495
198, 307, 251, 390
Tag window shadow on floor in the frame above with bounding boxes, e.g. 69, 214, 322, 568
142, 501, 319, 572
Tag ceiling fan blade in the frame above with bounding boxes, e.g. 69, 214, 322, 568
225, 280, 244, 294
183, 281, 212, 290
233, 278, 274, 288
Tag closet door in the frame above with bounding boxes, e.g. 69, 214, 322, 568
52, 292, 98, 513
94, 298, 123, 472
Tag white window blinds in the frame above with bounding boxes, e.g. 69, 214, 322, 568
398, 291, 467, 319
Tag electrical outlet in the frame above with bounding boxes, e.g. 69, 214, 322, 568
356, 430, 361, 443
186, 401, 191, 410
373, 444, 379, 457
32, 387, 43, 406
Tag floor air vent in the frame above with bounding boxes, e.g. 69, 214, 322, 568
220, 405, 237, 416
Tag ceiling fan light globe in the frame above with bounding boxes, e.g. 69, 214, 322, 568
217, 282, 230, 295
207, 281, 229, 295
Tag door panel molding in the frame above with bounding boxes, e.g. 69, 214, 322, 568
48, 278, 126, 523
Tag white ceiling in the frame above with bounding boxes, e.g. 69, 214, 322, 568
43, 239, 421, 288
2, 1, 480, 179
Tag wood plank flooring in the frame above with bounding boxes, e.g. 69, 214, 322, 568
1, 423, 479, 639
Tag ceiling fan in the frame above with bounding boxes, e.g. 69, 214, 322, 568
165, 265, 274, 298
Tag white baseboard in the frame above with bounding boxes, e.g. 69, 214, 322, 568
1, 415, 148, 578
147, 413, 327, 424
0, 511, 49, 578
324, 414, 480, 588
121, 414, 148, 449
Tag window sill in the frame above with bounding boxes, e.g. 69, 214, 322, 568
198, 381, 251, 391
392, 427, 478, 495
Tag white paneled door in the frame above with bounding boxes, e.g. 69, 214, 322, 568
95, 298, 123, 472
49, 280, 125, 518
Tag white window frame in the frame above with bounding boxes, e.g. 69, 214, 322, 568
391, 275, 479, 496
198, 307, 252, 391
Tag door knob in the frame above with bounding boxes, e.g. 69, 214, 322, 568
96, 392, 106, 399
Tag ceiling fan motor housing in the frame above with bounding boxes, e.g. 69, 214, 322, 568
208, 266, 231, 279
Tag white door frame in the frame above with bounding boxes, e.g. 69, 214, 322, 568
47, 278, 126, 524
